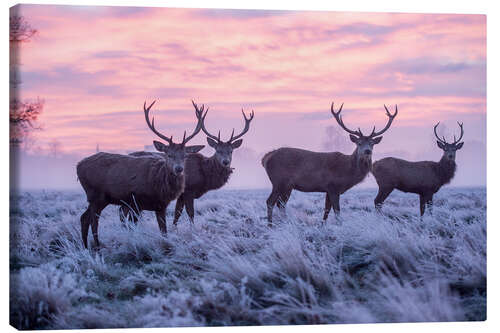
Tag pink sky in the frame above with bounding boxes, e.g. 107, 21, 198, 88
12, 5, 486, 187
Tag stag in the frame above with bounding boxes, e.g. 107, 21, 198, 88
372, 122, 464, 216
262, 102, 398, 224
76, 101, 205, 248
120, 102, 255, 225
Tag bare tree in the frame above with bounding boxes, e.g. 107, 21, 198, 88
372, 122, 464, 216
10, 98, 44, 145
10, 15, 37, 43
262, 102, 398, 225
10, 14, 43, 146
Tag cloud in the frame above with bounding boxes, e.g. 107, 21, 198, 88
330, 22, 402, 37
161, 43, 213, 64
195, 8, 290, 19
299, 106, 375, 121
272, 21, 407, 48
92, 50, 131, 58
150, 87, 194, 99
381, 57, 483, 75
20, 66, 119, 95
341, 57, 486, 98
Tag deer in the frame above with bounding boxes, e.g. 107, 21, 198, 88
76, 100, 205, 248
262, 102, 398, 225
372, 121, 464, 216
120, 102, 255, 225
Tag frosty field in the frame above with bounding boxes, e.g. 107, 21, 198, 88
9, 187, 486, 329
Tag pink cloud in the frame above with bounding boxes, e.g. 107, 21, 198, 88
13, 4, 485, 159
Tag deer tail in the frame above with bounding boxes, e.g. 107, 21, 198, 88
261, 150, 276, 169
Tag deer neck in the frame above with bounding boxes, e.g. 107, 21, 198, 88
151, 160, 185, 202
436, 156, 456, 186
202, 155, 233, 190
165, 166, 185, 200
351, 148, 372, 175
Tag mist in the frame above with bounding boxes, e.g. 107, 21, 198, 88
11, 123, 486, 191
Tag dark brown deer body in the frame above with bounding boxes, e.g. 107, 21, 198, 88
77, 153, 185, 244
121, 106, 254, 224
262, 102, 397, 224
122, 151, 233, 223
77, 101, 205, 248
372, 122, 464, 216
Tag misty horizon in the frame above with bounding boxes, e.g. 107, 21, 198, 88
11, 125, 486, 190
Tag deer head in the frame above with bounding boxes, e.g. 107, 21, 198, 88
143, 100, 205, 175
195, 101, 255, 168
331, 102, 398, 167
434, 122, 464, 162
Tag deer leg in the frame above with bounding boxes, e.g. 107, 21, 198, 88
374, 187, 393, 212
80, 207, 91, 249
419, 194, 426, 216
90, 203, 106, 249
155, 206, 167, 234
277, 189, 292, 213
330, 193, 341, 215
323, 194, 332, 221
184, 196, 195, 224
173, 195, 185, 226
266, 188, 281, 225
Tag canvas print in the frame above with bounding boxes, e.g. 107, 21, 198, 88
9, 4, 486, 330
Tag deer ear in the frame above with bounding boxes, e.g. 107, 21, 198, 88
231, 139, 243, 149
456, 142, 464, 150
153, 140, 168, 152
349, 135, 358, 144
372, 136, 383, 145
185, 145, 204, 153
436, 141, 445, 149
207, 137, 217, 148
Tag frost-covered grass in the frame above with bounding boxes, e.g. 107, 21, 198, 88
9, 187, 486, 329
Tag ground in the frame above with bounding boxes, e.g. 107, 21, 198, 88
9, 187, 486, 329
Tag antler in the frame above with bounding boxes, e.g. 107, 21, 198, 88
368, 104, 398, 138
197, 105, 255, 143
144, 100, 204, 146
143, 100, 173, 144
228, 109, 255, 142
452, 121, 464, 144
433, 122, 447, 144
434, 121, 464, 145
193, 100, 221, 142
331, 102, 362, 136
180, 101, 204, 145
